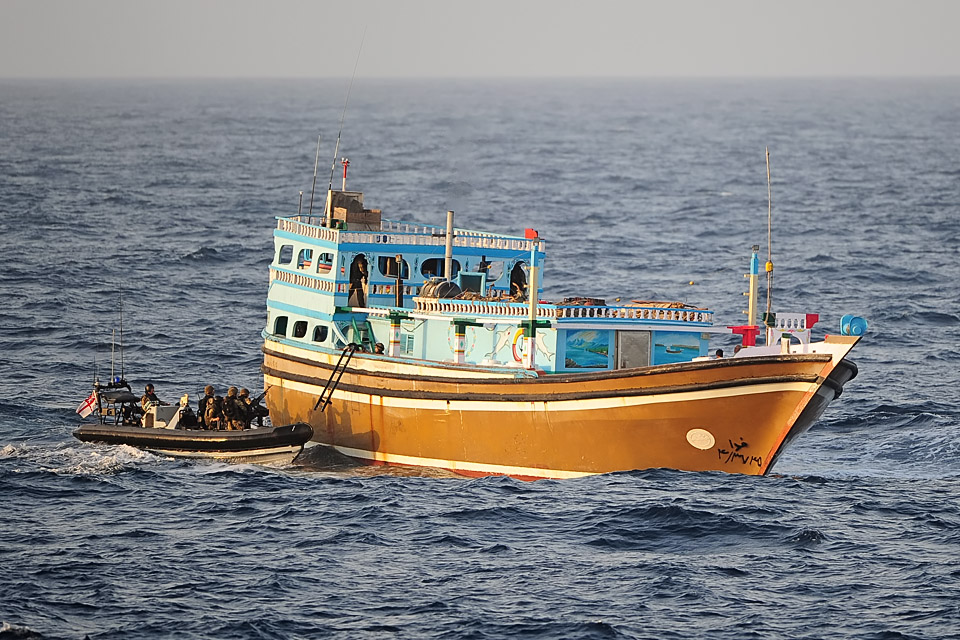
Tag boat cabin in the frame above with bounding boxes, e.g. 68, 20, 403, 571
265, 189, 718, 373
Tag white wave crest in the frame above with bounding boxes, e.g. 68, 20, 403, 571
0, 620, 42, 638
1, 441, 166, 475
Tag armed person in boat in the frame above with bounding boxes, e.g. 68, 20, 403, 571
203, 391, 224, 430
222, 387, 246, 430
239, 387, 270, 428
197, 385, 216, 429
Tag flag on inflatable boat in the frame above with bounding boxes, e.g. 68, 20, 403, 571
76, 392, 97, 418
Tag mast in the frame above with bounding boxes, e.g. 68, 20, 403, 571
110, 329, 116, 381
526, 238, 539, 369
764, 148, 774, 331
119, 290, 125, 380
444, 211, 455, 281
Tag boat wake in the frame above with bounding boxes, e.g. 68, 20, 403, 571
0, 441, 164, 476
0, 621, 43, 639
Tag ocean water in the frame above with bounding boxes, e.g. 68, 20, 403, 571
2, 78, 960, 639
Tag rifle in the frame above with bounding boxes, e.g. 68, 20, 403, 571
253, 386, 271, 406
248, 386, 271, 427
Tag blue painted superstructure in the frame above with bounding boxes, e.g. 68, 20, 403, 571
263, 190, 718, 373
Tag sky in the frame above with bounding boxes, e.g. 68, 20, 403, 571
1, 0, 958, 78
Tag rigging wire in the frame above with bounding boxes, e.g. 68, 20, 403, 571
307, 134, 321, 216
327, 27, 367, 194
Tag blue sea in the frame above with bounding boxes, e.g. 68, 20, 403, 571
2, 78, 960, 639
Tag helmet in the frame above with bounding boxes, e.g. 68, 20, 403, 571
239, 388, 249, 397
227, 386, 238, 397
145, 384, 154, 392
204, 385, 214, 394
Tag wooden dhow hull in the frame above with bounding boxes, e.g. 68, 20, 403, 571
262, 336, 859, 478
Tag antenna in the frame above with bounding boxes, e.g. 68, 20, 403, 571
327, 28, 367, 194
111, 329, 116, 381
119, 290, 125, 380
307, 134, 321, 216
764, 147, 774, 322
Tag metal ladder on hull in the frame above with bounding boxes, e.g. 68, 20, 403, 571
350, 317, 376, 353
314, 343, 359, 412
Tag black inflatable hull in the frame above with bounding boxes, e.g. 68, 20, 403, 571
73, 422, 314, 463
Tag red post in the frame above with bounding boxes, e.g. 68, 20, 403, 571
728, 325, 760, 347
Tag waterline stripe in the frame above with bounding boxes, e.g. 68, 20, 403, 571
333, 444, 594, 479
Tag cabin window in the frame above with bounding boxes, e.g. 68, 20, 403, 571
378, 256, 410, 279
297, 249, 313, 269
458, 272, 486, 293
292, 320, 308, 338
277, 244, 293, 265
421, 257, 461, 279
401, 333, 415, 355
274, 316, 288, 336
313, 325, 329, 342
316, 252, 334, 273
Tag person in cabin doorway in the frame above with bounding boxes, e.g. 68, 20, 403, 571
198, 385, 216, 428
510, 262, 527, 300
348, 254, 368, 307
141, 384, 168, 412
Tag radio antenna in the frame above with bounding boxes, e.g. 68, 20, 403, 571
307, 134, 321, 216
119, 290, 125, 380
327, 28, 367, 193
764, 147, 774, 319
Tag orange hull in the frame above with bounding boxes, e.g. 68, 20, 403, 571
262, 336, 858, 478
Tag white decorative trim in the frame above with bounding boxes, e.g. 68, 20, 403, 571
264, 373, 814, 413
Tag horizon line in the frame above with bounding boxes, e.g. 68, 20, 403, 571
2, 74, 960, 81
